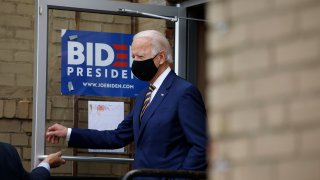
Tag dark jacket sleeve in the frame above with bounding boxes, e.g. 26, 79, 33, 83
68, 109, 134, 149
0, 142, 50, 180
29, 167, 50, 180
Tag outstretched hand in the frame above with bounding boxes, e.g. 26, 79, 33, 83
46, 123, 68, 144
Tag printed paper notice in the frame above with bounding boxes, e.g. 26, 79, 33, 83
88, 101, 125, 153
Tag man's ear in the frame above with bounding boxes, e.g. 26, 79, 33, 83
159, 51, 166, 64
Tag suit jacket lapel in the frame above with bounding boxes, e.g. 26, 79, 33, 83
137, 70, 176, 144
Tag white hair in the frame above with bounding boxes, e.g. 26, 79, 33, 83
133, 30, 173, 63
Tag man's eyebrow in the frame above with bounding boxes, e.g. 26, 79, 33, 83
133, 54, 145, 58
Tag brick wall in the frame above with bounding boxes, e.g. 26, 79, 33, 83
0, 0, 36, 173
0, 0, 168, 177
207, 0, 320, 179
0, 0, 34, 98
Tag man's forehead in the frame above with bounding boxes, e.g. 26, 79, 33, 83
132, 38, 152, 50
131, 44, 151, 57
133, 37, 151, 45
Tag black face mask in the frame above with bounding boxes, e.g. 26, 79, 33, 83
131, 54, 159, 81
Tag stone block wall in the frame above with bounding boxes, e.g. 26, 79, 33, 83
207, 0, 320, 179
0, 0, 34, 98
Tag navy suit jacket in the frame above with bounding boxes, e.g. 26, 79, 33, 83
69, 70, 207, 170
0, 142, 50, 180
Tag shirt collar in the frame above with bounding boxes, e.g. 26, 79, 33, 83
152, 67, 171, 89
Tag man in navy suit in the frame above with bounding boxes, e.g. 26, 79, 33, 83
46, 30, 207, 173
0, 142, 65, 180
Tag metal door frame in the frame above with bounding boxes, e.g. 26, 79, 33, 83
32, 0, 187, 168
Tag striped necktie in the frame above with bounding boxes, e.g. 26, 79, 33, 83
140, 84, 156, 119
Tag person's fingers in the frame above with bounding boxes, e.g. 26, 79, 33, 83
47, 124, 62, 134
51, 136, 57, 144
48, 151, 66, 167
48, 136, 52, 143
58, 151, 66, 165
46, 131, 55, 137
54, 137, 59, 144
55, 137, 59, 144
47, 135, 53, 143
49, 136, 54, 143
47, 124, 57, 132
51, 151, 60, 157
56, 151, 62, 156
48, 136, 54, 143
50, 137, 55, 144
46, 124, 67, 144
46, 131, 61, 138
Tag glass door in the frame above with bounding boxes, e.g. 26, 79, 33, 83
33, 0, 183, 177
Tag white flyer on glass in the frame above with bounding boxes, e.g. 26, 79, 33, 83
88, 101, 125, 153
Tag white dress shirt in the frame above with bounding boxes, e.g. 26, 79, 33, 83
150, 66, 171, 102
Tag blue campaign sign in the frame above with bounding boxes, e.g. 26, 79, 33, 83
61, 30, 148, 97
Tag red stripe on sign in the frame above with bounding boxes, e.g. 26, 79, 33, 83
113, 62, 128, 67
117, 53, 128, 59
113, 44, 128, 50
